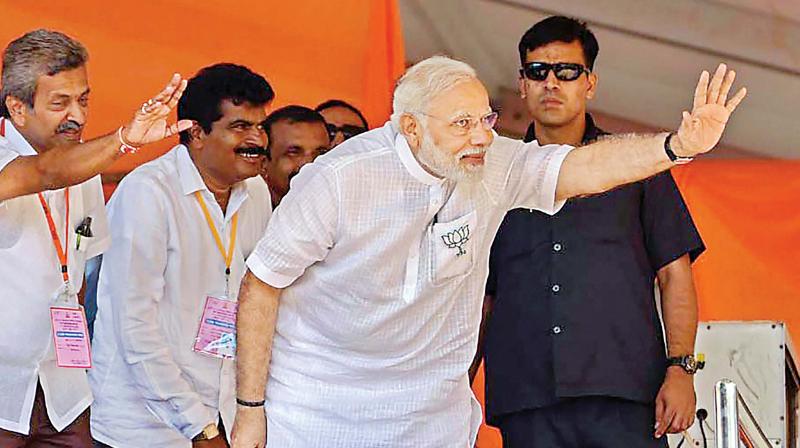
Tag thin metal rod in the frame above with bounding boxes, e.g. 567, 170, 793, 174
715, 379, 739, 448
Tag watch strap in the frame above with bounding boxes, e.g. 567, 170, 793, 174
664, 132, 693, 164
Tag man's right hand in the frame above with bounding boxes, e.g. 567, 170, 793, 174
120, 73, 193, 147
231, 407, 267, 448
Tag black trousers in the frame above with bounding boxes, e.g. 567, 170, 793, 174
496, 396, 669, 448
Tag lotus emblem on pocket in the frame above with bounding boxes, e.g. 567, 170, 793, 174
441, 224, 470, 256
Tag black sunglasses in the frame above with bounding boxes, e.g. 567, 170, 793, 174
325, 123, 367, 141
520, 62, 590, 82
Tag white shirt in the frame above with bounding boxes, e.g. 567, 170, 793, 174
246, 122, 572, 447
89, 145, 272, 447
0, 118, 110, 434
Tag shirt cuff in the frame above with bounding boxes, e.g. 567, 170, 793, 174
246, 255, 297, 289
178, 401, 215, 440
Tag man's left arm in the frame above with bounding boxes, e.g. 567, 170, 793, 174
654, 255, 699, 438
555, 64, 746, 202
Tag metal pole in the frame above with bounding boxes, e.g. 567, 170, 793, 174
715, 379, 739, 448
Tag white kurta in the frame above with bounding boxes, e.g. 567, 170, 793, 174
0, 118, 110, 434
246, 122, 572, 447
90, 145, 272, 447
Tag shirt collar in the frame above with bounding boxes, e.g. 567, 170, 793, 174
175, 144, 250, 220
524, 113, 607, 145
176, 144, 207, 195
0, 118, 37, 156
394, 131, 444, 186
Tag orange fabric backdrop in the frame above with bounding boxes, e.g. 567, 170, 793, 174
0, 0, 405, 172
475, 159, 800, 447
4, 4, 798, 447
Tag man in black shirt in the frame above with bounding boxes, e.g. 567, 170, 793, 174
473, 16, 706, 447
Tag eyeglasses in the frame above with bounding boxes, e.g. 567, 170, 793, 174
520, 62, 590, 82
419, 111, 499, 136
325, 123, 367, 142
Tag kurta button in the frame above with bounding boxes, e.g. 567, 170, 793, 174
553, 243, 562, 252
552, 284, 560, 293
552, 326, 562, 334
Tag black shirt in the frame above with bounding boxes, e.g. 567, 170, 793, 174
483, 115, 705, 424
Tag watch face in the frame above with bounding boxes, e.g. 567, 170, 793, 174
685, 356, 698, 373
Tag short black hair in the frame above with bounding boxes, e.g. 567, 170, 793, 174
518, 16, 599, 70
315, 99, 368, 129
178, 63, 274, 144
262, 105, 327, 152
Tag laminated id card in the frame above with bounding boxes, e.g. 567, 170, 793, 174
193, 296, 238, 359
49, 306, 92, 368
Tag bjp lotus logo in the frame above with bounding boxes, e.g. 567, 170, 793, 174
442, 224, 470, 256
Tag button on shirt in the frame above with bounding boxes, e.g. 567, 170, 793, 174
245, 122, 572, 447
0, 118, 110, 435
483, 115, 705, 424
89, 145, 272, 448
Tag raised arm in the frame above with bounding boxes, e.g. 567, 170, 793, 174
0, 73, 191, 201
231, 271, 282, 448
555, 64, 746, 201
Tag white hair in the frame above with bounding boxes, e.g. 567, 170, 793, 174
390, 55, 477, 127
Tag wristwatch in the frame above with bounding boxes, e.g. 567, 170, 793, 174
192, 422, 220, 442
667, 354, 706, 374
664, 132, 694, 165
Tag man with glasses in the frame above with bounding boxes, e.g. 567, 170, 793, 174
232, 54, 744, 447
315, 99, 368, 147
260, 105, 330, 208
473, 16, 706, 447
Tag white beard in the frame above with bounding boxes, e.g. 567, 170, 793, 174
415, 129, 485, 184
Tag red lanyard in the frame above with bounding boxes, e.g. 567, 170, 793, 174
1, 118, 71, 283
37, 189, 71, 283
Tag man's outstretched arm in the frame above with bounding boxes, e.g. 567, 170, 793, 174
232, 271, 282, 448
0, 73, 191, 201
556, 64, 746, 201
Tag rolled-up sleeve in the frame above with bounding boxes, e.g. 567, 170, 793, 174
246, 162, 339, 288
494, 136, 573, 214
99, 179, 213, 439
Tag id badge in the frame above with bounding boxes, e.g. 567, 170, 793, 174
193, 296, 238, 359
49, 306, 92, 368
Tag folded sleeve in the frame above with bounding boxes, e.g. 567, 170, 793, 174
246, 162, 339, 288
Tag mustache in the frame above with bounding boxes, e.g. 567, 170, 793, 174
56, 120, 83, 134
234, 146, 268, 156
540, 94, 564, 103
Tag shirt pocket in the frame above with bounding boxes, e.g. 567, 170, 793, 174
429, 210, 477, 285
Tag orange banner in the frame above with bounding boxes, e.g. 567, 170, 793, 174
0, 0, 405, 172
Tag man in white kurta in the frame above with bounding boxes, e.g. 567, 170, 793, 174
246, 121, 570, 446
232, 57, 746, 448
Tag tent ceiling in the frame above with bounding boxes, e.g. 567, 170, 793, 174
400, 0, 799, 158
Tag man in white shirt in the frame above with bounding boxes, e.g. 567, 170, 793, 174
231, 56, 746, 448
0, 29, 190, 447
90, 63, 274, 448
